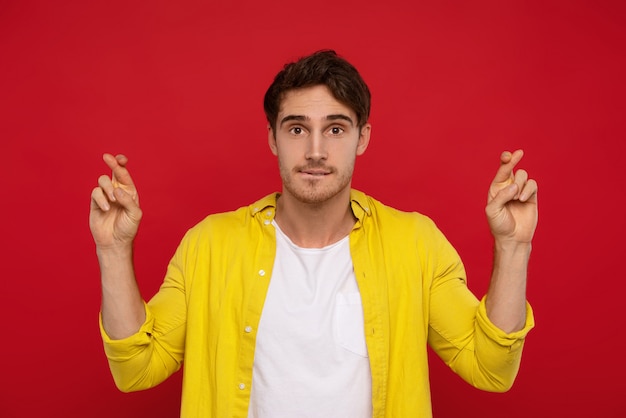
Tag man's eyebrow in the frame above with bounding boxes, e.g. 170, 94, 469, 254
279, 113, 355, 127
326, 114, 354, 126
279, 115, 309, 127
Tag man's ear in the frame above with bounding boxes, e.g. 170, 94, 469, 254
356, 123, 371, 156
268, 124, 278, 156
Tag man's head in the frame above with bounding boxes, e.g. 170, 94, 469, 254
264, 50, 371, 134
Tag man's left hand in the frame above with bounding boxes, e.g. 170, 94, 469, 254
485, 150, 538, 244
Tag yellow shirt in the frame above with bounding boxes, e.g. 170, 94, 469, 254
100, 189, 534, 417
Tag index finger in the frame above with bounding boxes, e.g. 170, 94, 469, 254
492, 149, 524, 185
102, 153, 135, 187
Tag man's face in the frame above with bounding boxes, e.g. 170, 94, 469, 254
268, 85, 371, 205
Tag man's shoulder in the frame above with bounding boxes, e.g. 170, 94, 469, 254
352, 189, 436, 228
187, 192, 278, 234
355, 191, 454, 252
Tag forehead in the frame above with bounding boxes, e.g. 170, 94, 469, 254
278, 85, 356, 121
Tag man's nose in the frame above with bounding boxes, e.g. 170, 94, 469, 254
305, 131, 328, 161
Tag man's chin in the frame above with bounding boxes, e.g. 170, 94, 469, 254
284, 184, 349, 206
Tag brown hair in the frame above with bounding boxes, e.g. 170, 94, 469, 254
263, 50, 371, 132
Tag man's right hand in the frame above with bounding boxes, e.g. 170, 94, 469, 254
90, 153, 142, 251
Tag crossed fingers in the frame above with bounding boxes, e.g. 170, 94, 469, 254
91, 154, 138, 212
491, 150, 537, 203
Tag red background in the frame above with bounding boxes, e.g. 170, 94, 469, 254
2, 1, 625, 417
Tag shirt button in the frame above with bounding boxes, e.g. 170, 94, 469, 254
264, 220, 270, 225
244, 326, 252, 333
265, 210, 273, 216
258, 269, 266, 276
238, 383, 246, 390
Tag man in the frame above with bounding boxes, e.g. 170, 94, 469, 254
90, 50, 538, 417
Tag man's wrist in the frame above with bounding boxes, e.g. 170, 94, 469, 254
493, 239, 532, 255
96, 243, 134, 262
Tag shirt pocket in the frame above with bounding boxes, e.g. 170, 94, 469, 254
334, 292, 369, 358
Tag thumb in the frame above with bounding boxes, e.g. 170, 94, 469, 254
487, 184, 518, 214
113, 188, 142, 219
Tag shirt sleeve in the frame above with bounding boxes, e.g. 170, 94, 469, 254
426, 223, 535, 392
99, 233, 191, 392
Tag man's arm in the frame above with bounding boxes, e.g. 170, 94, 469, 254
484, 150, 538, 333
90, 153, 145, 339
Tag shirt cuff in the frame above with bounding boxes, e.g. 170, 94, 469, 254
99, 302, 154, 361
476, 296, 535, 347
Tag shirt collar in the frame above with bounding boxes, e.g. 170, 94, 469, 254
249, 193, 279, 216
248, 189, 372, 222
349, 189, 372, 223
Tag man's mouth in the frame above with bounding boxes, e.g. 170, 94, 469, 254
301, 169, 330, 176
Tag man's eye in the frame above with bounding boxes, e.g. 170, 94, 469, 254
330, 127, 344, 135
290, 127, 303, 135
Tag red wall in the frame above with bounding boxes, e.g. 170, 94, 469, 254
2, 1, 625, 416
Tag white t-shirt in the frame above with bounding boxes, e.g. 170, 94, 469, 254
247, 222, 372, 418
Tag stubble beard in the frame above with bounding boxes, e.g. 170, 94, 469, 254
279, 159, 355, 205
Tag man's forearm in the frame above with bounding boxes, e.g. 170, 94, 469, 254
98, 245, 146, 340
485, 241, 531, 333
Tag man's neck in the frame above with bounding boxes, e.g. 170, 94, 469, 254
274, 189, 356, 248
